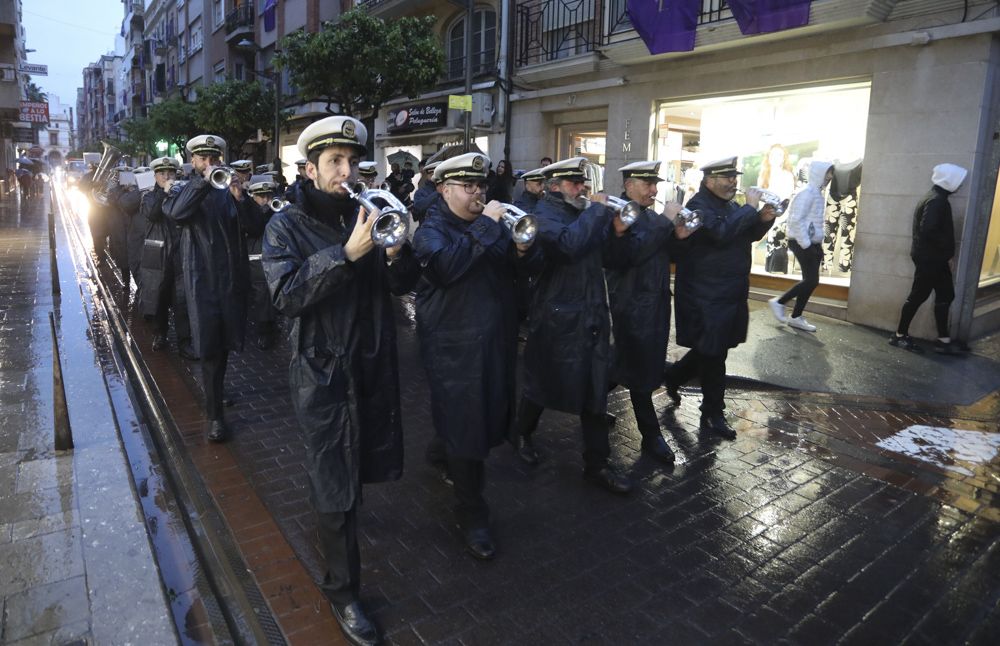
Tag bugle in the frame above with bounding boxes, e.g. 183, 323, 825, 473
604, 195, 644, 227
746, 187, 786, 215
269, 197, 290, 212
340, 182, 411, 247
209, 166, 235, 190
476, 200, 537, 244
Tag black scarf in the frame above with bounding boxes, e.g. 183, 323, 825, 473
301, 180, 357, 229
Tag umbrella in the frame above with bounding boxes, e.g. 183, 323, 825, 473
386, 149, 419, 170
424, 143, 486, 166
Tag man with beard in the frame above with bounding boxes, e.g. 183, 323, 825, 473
663, 157, 775, 439
511, 157, 634, 494
262, 116, 419, 646
605, 161, 691, 465
163, 135, 250, 443
139, 157, 194, 358
358, 161, 378, 189
413, 152, 539, 560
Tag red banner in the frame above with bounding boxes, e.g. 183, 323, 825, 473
19, 101, 49, 124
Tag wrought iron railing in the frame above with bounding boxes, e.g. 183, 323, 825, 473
225, 3, 254, 35
443, 52, 496, 83
517, 0, 734, 66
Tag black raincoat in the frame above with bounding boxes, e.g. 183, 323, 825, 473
162, 175, 249, 356
673, 187, 773, 357
137, 186, 180, 318
238, 197, 277, 324
261, 182, 420, 513
521, 192, 620, 415
412, 203, 541, 460
513, 190, 540, 214
606, 205, 681, 392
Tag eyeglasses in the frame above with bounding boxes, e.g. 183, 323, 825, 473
445, 181, 488, 194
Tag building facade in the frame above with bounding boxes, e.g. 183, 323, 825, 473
500, 0, 1000, 341
43, 94, 73, 166
0, 0, 26, 175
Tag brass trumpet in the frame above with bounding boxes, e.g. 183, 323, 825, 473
209, 166, 235, 190
604, 196, 645, 227
745, 187, 786, 215
341, 182, 410, 247
475, 201, 537, 244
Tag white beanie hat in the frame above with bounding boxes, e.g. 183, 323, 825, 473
931, 163, 968, 193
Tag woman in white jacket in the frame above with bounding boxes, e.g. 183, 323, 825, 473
768, 160, 834, 331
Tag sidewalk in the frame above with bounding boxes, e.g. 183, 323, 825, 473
0, 191, 176, 644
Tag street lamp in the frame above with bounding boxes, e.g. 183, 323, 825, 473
236, 39, 281, 169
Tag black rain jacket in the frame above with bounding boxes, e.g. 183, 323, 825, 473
910, 185, 955, 263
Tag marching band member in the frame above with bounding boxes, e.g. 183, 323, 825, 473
358, 161, 378, 189
605, 161, 690, 465
163, 134, 250, 443
243, 178, 281, 349
413, 152, 539, 560
511, 157, 634, 494
261, 116, 419, 646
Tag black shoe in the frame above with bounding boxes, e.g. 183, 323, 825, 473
462, 526, 496, 561
888, 334, 924, 353
641, 435, 676, 465
515, 436, 540, 466
330, 601, 380, 646
206, 419, 228, 443
178, 344, 199, 361
223, 397, 235, 408
699, 414, 737, 440
665, 382, 681, 406
933, 339, 961, 355
151, 334, 167, 351
255, 334, 272, 350
583, 465, 633, 495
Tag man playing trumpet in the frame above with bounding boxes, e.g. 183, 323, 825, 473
261, 116, 419, 646
412, 152, 539, 561
163, 134, 250, 443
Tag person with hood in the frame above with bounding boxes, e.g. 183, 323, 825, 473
663, 157, 776, 439
261, 116, 419, 646
511, 157, 634, 495
889, 163, 968, 354
139, 157, 195, 358
768, 160, 834, 331
605, 161, 691, 466
163, 135, 250, 443
413, 152, 539, 560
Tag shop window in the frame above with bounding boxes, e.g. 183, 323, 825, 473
980, 166, 1000, 287
656, 83, 871, 289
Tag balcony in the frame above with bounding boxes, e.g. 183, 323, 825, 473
225, 3, 254, 42
354, 0, 438, 20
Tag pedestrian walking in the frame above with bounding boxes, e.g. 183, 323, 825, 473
138, 157, 194, 358
664, 157, 776, 439
162, 134, 250, 443
889, 163, 968, 354
606, 161, 692, 465
412, 152, 540, 560
511, 157, 634, 495
768, 160, 834, 331
261, 116, 420, 646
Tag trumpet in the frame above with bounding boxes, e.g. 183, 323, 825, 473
475, 201, 537, 244
341, 182, 410, 247
746, 187, 786, 215
269, 197, 290, 212
604, 195, 645, 228
209, 166, 235, 190
674, 207, 703, 231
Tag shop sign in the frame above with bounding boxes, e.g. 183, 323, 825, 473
387, 102, 447, 134
20, 101, 49, 124
18, 63, 48, 76
13, 125, 37, 144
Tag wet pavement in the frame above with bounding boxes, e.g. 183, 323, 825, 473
5, 183, 1000, 644
0, 189, 176, 644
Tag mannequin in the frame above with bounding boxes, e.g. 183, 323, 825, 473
824, 159, 863, 273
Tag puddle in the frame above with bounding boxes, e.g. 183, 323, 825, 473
875, 425, 1000, 476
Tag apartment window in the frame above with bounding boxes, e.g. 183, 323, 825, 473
214, 62, 226, 83
447, 9, 496, 81
190, 21, 203, 51
49, 132, 59, 146
213, 0, 224, 29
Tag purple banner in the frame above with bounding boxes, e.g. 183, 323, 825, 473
627, 0, 700, 54
263, 0, 277, 32
727, 0, 812, 35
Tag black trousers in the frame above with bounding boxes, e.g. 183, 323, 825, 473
201, 350, 229, 421
779, 240, 822, 318
897, 260, 954, 338
514, 396, 610, 469
628, 388, 661, 439
447, 457, 488, 530
664, 349, 728, 416
154, 253, 191, 344
317, 504, 360, 606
